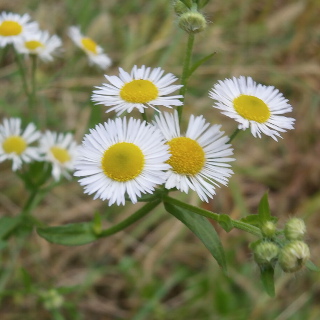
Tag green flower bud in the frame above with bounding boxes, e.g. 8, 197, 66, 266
178, 11, 207, 34
173, 0, 189, 16
261, 221, 276, 238
279, 240, 310, 273
284, 218, 306, 240
41, 289, 64, 310
253, 241, 279, 265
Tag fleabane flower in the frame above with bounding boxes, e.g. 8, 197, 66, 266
68, 26, 111, 69
14, 29, 62, 62
0, 118, 41, 171
39, 131, 78, 181
209, 76, 295, 141
0, 12, 38, 47
153, 111, 234, 202
91, 65, 183, 115
74, 117, 170, 206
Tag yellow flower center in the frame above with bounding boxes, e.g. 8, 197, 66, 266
25, 40, 44, 50
167, 137, 205, 175
81, 37, 98, 54
2, 136, 27, 155
101, 142, 145, 182
233, 94, 270, 123
0, 20, 22, 36
50, 146, 71, 163
120, 80, 159, 103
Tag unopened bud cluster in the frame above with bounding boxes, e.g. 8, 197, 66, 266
252, 217, 310, 273
173, 1, 207, 34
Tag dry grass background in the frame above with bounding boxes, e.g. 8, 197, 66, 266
0, 0, 319, 319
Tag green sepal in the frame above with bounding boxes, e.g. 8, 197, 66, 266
37, 222, 98, 246
164, 200, 227, 272
217, 214, 233, 232
259, 264, 275, 297
306, 260, 320, 272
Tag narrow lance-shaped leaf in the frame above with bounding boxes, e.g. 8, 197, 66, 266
164, 200, 227, 272
260, 265, 275, 297
37, 222, 98, 246
258, 192, 272, 225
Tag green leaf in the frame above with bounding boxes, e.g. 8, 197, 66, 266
260, 265, 275, 297
306, 260, 320, 272
217, 214, 233, 232
37, 222, 98, 246
0, 216, 21, 240
258, 192, 271, 225
164, 201, 227, 272
240, 214, 261, 227
188, 52, 216, 78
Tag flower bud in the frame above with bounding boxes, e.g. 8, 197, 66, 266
284, 218, 306, 240
261, 221, 276, 238
279, 240, 310, 273
253, 241, 279, 265
173, 0, 190, 16
41, 289, 64, 310
178, 11, 207, 34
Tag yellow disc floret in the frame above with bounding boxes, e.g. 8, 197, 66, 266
0, 20, 22, 36
167, 137, 205, 175
81, 37, 98, 54
120, 80, 159, 103
25, 40, 44, 51
50, 146, 71, 163
3, 136, 27, 155
101, 142, 145, 181
233, 94, 270, 123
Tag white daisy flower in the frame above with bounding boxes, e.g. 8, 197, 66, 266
153, 111, 234, 202
0, 12, 38, 48
209, 76, 295, 141
0, 118, 41, 171
91, 65, 183, 115
39, 131, 78, 181
74, 117, 171, 206
14, 29, 62, 62
68, 26, 111, 69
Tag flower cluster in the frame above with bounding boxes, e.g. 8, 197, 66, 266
0, 118, 77, 181
0, 11, 111, 69
74, 65, 294, 206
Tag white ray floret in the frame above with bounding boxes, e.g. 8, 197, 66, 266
0, 12, 38, 47
209, 76, 295, 141
0, 118, 41, 171
68, 26, 111, 69
153, 111, 235, 202
91, 65, 183, 115
14, 29, 62, 62
39, 131, 78, 181
74, 117, 171, 206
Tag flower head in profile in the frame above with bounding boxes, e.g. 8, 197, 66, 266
0, 12, 38, 47
209, 76, 295, 141
39, 131, 78, 181
74, 117, 170, 206
153, 111, 234, 202
0, 118, 41, 171
91, 65, 183, 115
14, 29, 62, 62
68, 26, 111, 69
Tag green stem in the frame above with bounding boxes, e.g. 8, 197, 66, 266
13, 48, 29, 98
163, 195, 262, 237
177, 33, 195, 121
30, 54, 38, 121
228, 128, 241, 143
98, 199, 161, 238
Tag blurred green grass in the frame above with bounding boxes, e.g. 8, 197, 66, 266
0, 0, 320, 319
